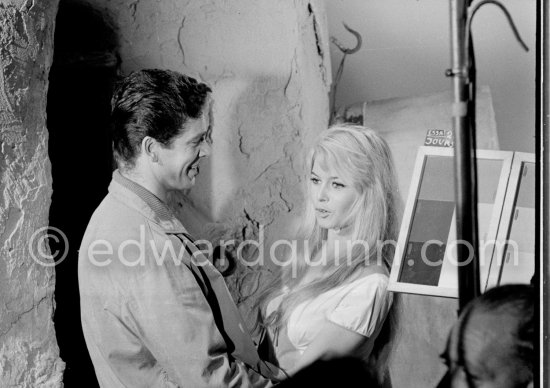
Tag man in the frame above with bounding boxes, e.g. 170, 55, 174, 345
79, 69, 282, 387
437, 284, 534, 388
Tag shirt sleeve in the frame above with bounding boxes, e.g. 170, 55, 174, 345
326, 274, 392, 338
122, 237, 273, 388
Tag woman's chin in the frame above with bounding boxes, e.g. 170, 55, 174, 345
315, 219, 332, 230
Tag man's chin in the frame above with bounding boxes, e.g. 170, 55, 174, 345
184, 174, 197, 188
173, 176, 195, 191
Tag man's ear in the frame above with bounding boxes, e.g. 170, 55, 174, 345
142, 136, 159, 163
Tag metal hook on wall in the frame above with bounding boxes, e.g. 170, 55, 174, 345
464, 0, 529, 77
331, 23, 362, 55
330, 23, 362, 123
447, 0, 529, 80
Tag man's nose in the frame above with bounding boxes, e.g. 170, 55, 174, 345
199, 140, 211, 157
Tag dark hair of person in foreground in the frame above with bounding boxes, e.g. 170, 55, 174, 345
437, 284, 534, 388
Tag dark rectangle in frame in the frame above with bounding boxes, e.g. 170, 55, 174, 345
399, 199, 455, 285
418, 156, 455, 202
408, 199, 456, 244
515, 162, 535, 209
398, 241, 447, 286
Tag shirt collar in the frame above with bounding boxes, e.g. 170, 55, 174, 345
110, 170, 188, 234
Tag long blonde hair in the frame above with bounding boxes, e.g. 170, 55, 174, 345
258, 124, 400, 334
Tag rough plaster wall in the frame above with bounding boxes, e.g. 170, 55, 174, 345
0, 0, 65, 386
83, 0, 331, 331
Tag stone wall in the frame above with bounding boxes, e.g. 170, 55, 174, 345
0, 1, 64, 386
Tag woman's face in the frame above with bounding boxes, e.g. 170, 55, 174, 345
309, 158, 359, 232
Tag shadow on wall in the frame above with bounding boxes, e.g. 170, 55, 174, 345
47, 1, 119, 386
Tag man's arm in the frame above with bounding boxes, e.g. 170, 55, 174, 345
125, 250, 273, 388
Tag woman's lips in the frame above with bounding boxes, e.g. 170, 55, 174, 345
315, 208, 331, 218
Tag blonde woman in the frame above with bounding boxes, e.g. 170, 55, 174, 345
257, 125, 400, 383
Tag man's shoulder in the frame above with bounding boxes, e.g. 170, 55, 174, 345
79, 194, 153, 268
87, 193, 148, 234
79, 193, 188, 268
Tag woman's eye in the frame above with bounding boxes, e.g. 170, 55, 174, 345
332, 182, 345, 189
310, 177, 320, 184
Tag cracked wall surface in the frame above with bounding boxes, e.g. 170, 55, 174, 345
0, 0, 65, 387
84, 0, 331, 332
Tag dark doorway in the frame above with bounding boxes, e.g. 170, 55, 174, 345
47, 1, 119, 386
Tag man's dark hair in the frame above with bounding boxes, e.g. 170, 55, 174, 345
450, 284, 534, 388
438, 284, 534, 388
110, 69, 211, 167
469, 284, 534, 373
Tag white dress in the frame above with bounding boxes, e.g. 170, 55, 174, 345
266, 273, 392, 371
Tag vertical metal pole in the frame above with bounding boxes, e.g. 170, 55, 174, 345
449, 0, 481, 312
539, 0, 549, 385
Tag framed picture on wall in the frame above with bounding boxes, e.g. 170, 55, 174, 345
388, 146, 514, 298
485, 152, 535, 289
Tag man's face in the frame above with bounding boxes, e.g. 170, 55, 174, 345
155, 103, 212, 192
437, 311, 532, 388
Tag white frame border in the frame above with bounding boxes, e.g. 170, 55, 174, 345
485, 152, 535, 289
388, 146, 514, 298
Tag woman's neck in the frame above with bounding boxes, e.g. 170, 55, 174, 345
326, 227, 354, 258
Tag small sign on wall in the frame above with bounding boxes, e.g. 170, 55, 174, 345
424, 129, 454, 148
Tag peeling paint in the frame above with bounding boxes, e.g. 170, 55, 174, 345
308, 2, 323, 60
283, 50, 297, 98
253, 160, 280, 182
279, 190, 293, 213
236, 123, 250, 159
177, 16, 186, 65
128, 0, 140, 23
